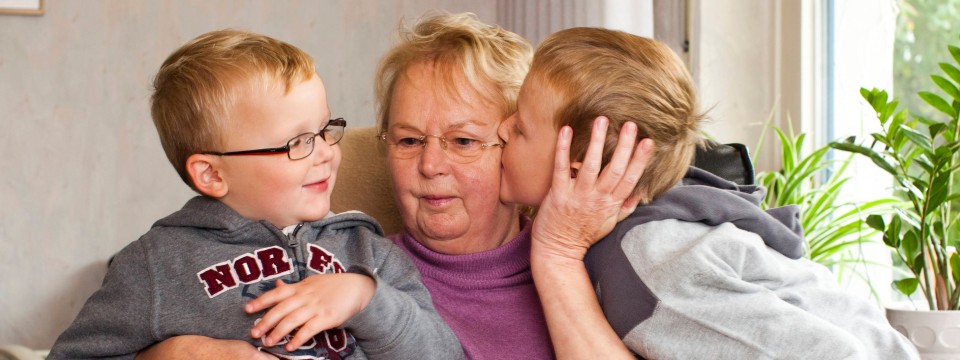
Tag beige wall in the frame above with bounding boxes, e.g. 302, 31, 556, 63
0, 0, 496, 348
691, 0, 788, 172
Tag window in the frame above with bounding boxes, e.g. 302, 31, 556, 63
823, 0, 960, 305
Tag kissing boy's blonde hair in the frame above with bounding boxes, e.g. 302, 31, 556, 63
531, 27, 704, 203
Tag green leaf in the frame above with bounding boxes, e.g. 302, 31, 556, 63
864, 88, 889, 114
950, 45, 960, 67
884, 100, 900, 121
894, 208, 921, 229
870, 133, 892, 148
894, 278, 920, 296
899, 125, 934, 153
775, 128, 795, 172
901, 178, 927, 204
942, 63, 960, 84
927, 172, 950, 211
913, 253, 924, 275
929, 123, 947, 138
933, 220, 945, 239
890, 111, 910, 151
866, 214, 886, 231
903, 228, 920, 263
829, 142, 898, 175
914, 155, 934, 175
919, 91, 957, 118
945, 193, 960, 204
884, 215, 903, 248
931, 75, 960, 101
935, 145, 955, 161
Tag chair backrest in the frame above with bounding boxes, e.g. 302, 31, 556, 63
330, 127, 402, 234
694, 141, 755, 186
331, 127, 756, 235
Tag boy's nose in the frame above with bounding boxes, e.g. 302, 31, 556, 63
311, 140, 335, 164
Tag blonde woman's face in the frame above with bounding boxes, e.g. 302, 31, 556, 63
385, 62, 518, 254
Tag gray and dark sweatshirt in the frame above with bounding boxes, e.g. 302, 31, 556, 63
586, 167, 918, 359
49, 196, 462, 360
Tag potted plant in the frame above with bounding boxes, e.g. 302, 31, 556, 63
756, 125, 897, 298
830, 37, 960, 358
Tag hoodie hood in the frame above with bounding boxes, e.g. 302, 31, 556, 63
628, 166, 804, 259
153, 196, 254, 232
151, 197, 383, 244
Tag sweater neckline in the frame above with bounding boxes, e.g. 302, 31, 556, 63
398, 216, 533, 288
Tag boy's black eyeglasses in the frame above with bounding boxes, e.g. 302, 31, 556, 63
202, 118, 346, 160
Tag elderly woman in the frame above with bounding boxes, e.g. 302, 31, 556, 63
137, 12, 643, 360
371, 12, 550, 358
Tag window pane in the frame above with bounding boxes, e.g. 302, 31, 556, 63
894, 0, 960, 119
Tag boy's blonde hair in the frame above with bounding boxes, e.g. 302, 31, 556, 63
375, 11, 532, 132
150, 29, 316, 191
531, 27, 704, 203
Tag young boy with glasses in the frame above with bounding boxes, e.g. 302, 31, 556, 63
49, 29, 461, 360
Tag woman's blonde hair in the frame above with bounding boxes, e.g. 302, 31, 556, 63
150, 29, 316, 191
531, 27, 704, 203
375, 11, 532, 131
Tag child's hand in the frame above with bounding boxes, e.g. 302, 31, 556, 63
245, 274, 376, 352
531, 116, 653, 261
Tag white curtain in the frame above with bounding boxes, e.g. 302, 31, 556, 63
496, 0, 654, 46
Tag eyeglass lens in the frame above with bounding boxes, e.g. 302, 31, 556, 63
380, 132, 501, 162
288, 118, 346, 160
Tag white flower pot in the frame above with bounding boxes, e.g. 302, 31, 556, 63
886, 307, 960, 359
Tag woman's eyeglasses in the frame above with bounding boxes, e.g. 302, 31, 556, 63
377, 130, 503, 163
202, 118, 346, 160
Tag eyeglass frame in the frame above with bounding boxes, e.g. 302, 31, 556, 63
201, 118, 346, 160
376, 131, 504, 161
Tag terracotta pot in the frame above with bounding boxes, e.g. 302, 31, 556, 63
886, 307, 960, 359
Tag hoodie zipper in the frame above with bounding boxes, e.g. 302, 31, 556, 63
287, 223, 304, 279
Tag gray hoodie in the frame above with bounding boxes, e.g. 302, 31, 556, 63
49, 196, 462, 360
585, 167, 918, 359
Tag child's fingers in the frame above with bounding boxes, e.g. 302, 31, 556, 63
246, 280, 292, 314
551, 126, 573, 187
251, 303, 296, 340
574, 116, 610, 191
596, 121, 638, 192
613, 138, 653, 201
264, 308, 315, 347
284, 318, 331, 352
250, 284, 302, 339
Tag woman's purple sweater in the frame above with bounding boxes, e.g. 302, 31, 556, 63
389, 217, 554, 359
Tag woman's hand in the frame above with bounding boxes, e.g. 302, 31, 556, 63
135, 335, 277, 360
530, 116, 651, 360
531, 116, 653, 261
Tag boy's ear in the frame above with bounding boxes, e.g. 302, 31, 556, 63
186, 154, 228, 198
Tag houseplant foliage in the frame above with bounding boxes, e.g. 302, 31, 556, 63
830, 38, 960, 311
757, 127, 896, 293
